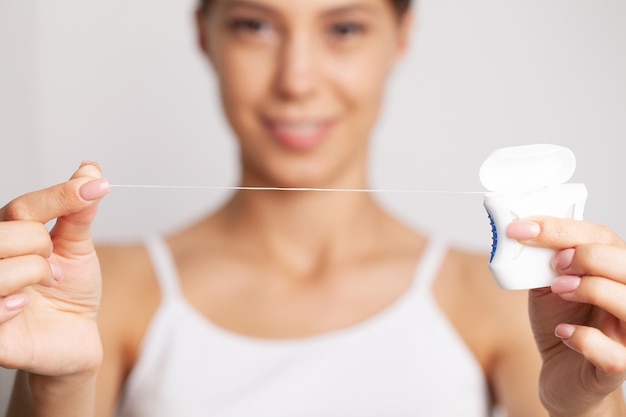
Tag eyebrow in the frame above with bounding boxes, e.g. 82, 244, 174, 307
221, 0, 380, 17
321, 3, 380, 18
222, 0, 276, 15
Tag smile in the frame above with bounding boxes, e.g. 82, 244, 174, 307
265, 119, 333, 151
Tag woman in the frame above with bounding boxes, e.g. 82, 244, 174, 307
2, 0, 626, 415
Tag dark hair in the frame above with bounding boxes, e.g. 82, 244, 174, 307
199, 0, 412, 17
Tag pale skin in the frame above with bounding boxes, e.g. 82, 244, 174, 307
2, 0, 626, 416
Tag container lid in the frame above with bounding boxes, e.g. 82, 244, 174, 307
479, 144, 576, 192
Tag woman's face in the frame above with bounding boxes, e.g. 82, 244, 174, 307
198, 0, 411, 187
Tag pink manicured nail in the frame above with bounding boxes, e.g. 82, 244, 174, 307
80, 160, 101, 169
507, 220, 541, 240
5, 294, 28, 310
555, 323, 576, 340
551, 248, 575, 271
80, 178, 110, 201
50, 263, 64, 282
551, 275, 580, 293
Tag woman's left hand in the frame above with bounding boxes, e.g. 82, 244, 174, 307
509, 217, 626, 416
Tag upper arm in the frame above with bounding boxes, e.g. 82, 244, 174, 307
94, 245, 131, 417
435, 250, 549, 416
94, 244, 159, 417
482, 277, 548, 416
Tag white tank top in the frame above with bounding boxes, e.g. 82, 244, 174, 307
117, 236, 490, 417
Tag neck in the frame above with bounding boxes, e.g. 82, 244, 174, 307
217, 173, 387, 275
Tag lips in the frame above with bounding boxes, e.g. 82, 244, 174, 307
265, 119, 333, 151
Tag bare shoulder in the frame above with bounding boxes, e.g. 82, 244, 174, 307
439, 246, 529, 321
96, 242, 161, 351
452, 247, 529, 319
437, 245, 546, 414
97, 242, 156, 294
435, 245, 535, 368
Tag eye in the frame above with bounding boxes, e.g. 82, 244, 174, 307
328, 22, 365, 39
229, 18, 272, 36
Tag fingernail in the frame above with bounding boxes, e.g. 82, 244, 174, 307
50, 262, 64, 282
551, 275, 580, 293
80, 178, 110, 201
555, 323, 575, 340
507, 220, 541, 240
551, 248, 575, 271
80, 160, 101, 169
5, 294, 28, 311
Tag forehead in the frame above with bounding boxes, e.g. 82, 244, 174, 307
212, 0, 394, 17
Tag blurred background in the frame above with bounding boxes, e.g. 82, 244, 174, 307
1, 0, 625, 414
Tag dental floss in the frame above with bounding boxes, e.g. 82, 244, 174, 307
110, 143, 589, 292
109, 184, 485, 194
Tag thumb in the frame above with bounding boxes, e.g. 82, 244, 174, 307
50, 162, 110, 251
0, 162, 110, 252
1, 162, 109, 224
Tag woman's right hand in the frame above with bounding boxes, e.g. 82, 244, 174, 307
0, 162, 109, 378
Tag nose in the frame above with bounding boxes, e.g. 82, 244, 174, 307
275, 32, 318, 100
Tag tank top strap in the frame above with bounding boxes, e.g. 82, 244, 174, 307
411, 236, 449, 294
144, 235, 182, 301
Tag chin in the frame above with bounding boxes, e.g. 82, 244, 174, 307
241, 150, 352, 189
249, 162, 327, 188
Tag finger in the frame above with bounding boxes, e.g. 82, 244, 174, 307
0, 221, 52, 259
552, 244, 626, 283
0, 162, 109, 225
555, 324, 626, 392
0, 294, 29, 324
50, 162, 110, 249
0, 255, 57, 296
508, 217, 623, 251
553, 275, 626, 322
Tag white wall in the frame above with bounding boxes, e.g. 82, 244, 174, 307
1, 0, 625, 413
0, 0, 38, 201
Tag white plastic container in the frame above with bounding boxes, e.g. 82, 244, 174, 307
480, 144, 588, 290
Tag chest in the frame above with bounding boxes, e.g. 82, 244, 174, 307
177, 256, 420, 339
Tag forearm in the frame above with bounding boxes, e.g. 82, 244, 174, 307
6, 370, 97, 417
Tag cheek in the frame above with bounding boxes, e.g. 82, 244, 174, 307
216, 48, 275, 117
328, 45, 396, 110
